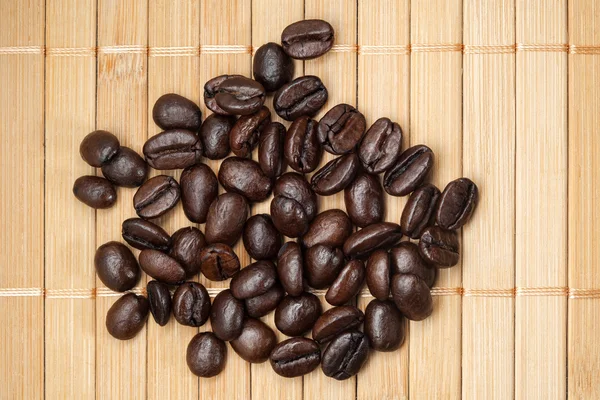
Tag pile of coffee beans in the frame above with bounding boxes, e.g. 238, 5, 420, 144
75, 19, 479, 380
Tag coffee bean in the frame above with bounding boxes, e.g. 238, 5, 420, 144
218, 157, 272, 202
243, 214, 281, 260
142, 129, 202, 170
230, 261, 277, 300
199, 243, 240, 281
364, 299, 405, 352
436, 177, 479, 230
284, 115, 323, 172
274, 76, 328, 121
311, 153, 360, 196
304, 245, 345, 289
121, 218, 171, 252
390, 242, 436, 288
146, 280, 171, 326
312, 305, 364, 343
73, 176, 117, 209
281, 19, 334, 60
321, 331, 369, 380
80, 130, 120, 167
383, 145, 434, 196
276, 242, 305, 296
270, 172, 318, 237
358, 118, 403, 174
139, 249, 186, 284
391, 274, 433, 321
344, 172, 384, 227
210, 289, 245, 341
152, 93, 202, 132
229, 106, 271, 157
418, 226, 460, 267
325, 260, 366, 306
172, 282, 211, 327
204, 74, 245, 115
274, 292, 322, 336
105, 293, 149, 340
101, 146, 148, 188
365, 249, 391, 301
258, 122, 286, 178
186, 332, 227, 377
199, 114, 236, 159
269, 337, 321, 378
245, 283, 285, 318
253, 42, 294, 92
302, 209, 352, 249
343, 222, 403, 259
401, 183, 441, 239
133, 175, 181, 219
231, 318, 277, 363
180, 163, 218, 224
317, 104, 366, 155
204, 193, 248, 246
169, 227, 205, 278
94, 241, 140, 292
213, 76, 266, 116
275, 172, 319, 218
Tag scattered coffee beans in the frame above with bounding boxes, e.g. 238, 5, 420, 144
105, 293, 149, 340
383, 145, 434, 196
364, 300, 405, 352
218, 157, 272, 202
121, 218, 171, 252
80, 130, 120, 167
274, 76, 328, 121
302, 209, 352, 249
325, 259, 366, 306
390, 242, 436, 288
169, 227, 205, 278
101, 146, 148, 188
213, 76, 266, 116
365, 249, 391, 301
436, 177, 479, 230
253, 42, 294, 92
343, 222, 403, 259
270, 337, 321, 377
73, 175, 117, 209
94, 241, 140, 292
317, 104, 366, 155
358, 117, 403, 174
284, 116, 323, 172
271, 172, 318, 237
311, 153, 360, 196
180, 163, 218, 224
186, 332, 227, 377
401, 183, 441, 239
344, 172, 384, 227
143, 129, 202, 170
304, 244, 345, 289
199, 114, 235, 159
152, 93, 202, 132
391, 274, 433, 321
258, 122, 286, 178
229, 260, 277, 300
274, 292, 322, 336
276, 242, 305, 296
230, 318, 277, 363
204, 193, 248, 246
321, 330, 369, 380
199, 243, 240, 281
147, 280, 172, 326
139, 249, 186, 285
245, 283, 285, 318
210, 289, 245, 341
312, 305, 364, 343
133, 175, 180, 219
419, 226, 460, 267
281, 19, 334, 60
229, 106, 270, 157
172, 282, 211, 327
242, 214, 281, 260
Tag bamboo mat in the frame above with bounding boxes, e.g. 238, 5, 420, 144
1, 0, 599, 398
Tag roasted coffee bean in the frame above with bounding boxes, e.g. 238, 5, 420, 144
143, 129, 202, 170
401, 183, 441, 238
218, 157, 272, 202
383, 145, 434, 196
325, 260, 366, 306
199, 243, 240, 281
344, 172, 384, 227
210, 289, 245, 341
146, 280, 171, 326
205, 193, 248, 246
139, 249, 186, 284
243, 214, 281, 260
80, 130, 120, 167
101, 146, 148, 187
94, 241, 140, 292
73, 176, 117, 209
186, 332, 227, 377
284, 116, 322, 172
245, 283, 285, 318
258, 122, 286, 178
302, 209, 352, 249
418, 226, 460, 267
199, 114, 236, 159
231, 318, 277, 363
274, 292, 322, 336
133, 175, 180, 219
121, 218, 171, 252
152, 93, 202, 131
311, 153, 360, 196
204, 74, 245, 115
364, 299, 405, 352
172, 282, 211, 327
213, 76, 266, 116
365, 250, 391, 301
317, 104, 366, 155
180, 163, 218, 223
281, 19, 334, 60
253, 42, 294, 92
229, 106, 271, 157
276, 242, 305, 296
343, 222, 403, 259
390, 242, 436, 288
358, 118, 403, 174
274, 76, 328, 121
270, 172, 318, 237
391, 274, 433, 321
274, 172, 319, 215
230, 261, 277, 300
321, 331, 369, 380
436, 178, 479, 230
169, 227, 205, 278
312, 305, 364, 343
105, 293, 149, 340
304, 245, 345, 289
269, 337, 321, 378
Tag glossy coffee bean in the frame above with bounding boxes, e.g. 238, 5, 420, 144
172, 282, 211, 327
277, 242, 305, 296
365, 250, 391, 301
121, 218, 171, 252
317, 104, 366, 155
210, 289, 245, 341
253, 42, 294, 92
344, 172, 384, 227
101, 146, 148, 187
143, 129, 202, 170
270, 337, 321, 378
245, 283, 285, 318
243, 214, 281, 260
418, 226, 460, 267
364, 299, 405, 352
94, 241, 140, 292
304, 245, 345, 289
152, 93, 202, 131
204, 193, 248, 246
321, 331, 369, 380
258, 122, 286, 178
139, 249, 186, 284
390, 242, 436, 288
274, 292, 322, 336
281, 19, 334, 60
199, 114, 235, 159
270, 172, 318, 237
133, 175, 180, 219
358, 118, 403, 174
231, 318, 277, 363
218, 157, 272, 202
186, 332, 227, 377
284, 116, 322, 172
274, 173, 318, 217
230, 261, 277, 300
302, 209, 352, 249
311, 153, 360, 196
325, 260, 366, 306
204, 74, 245, 115
180, 163, 218, 224
401, 183, 441, 239
73, 176, 117, 209
383, 145, 434, 196
146, 280, 171, 326
274, 76, 328, 121
199, 243, 240, 281
312, 305, 364, 343
80, 130, 120, 167
391, 274, 433, 321
229, 106, 271, 157
105, 293, 149, 340
213, 76, 266, 116
169, 227, 205, 278
343, 222, 403, 259
436, 177, 479, 230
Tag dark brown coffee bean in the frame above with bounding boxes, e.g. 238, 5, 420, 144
199, 243, 240, 281
304, 244, 345, 289
180, 163, 218, 224
229, 106, 271, 157
302, 209, 352, 249
418, 226, 460, 267
325, 260, 366, 306
390, 242, 436, 288
383, 145, 434, 196
344, 172, 384, 227
152, 93, 202, 131
230, 261, 277, 300
199, 114, 236, 159
210, 289, 245, 341
258, 122, 286, 178
80, 130, 120, 167
231, 318, 277, 363
284, 116, 322, 172
138, 249, 186, 284
73, 176, 117, 209
317, 104, 366, 155
358, 118, 403, 174
274, 76, 328, 121
243, 214, 281, 260
172, 282, 211, 327
106, 293, 149, 340
270, 172, 318, 237
401, 183, 441, 239
343, 222, 403, 259
186, 332, 227, 377
281, 19, 334, 60
121, 218, 171, 252
146, 280, 171, 326
391, 274, 433, 321
213, 76, 266, 116
277, 242, 305, 296
169, 227, 205, 278
270, 337, 321, 378
133, 175, 180, 219
274, 292, 322, 336
205, 193, 248, 246
94, 241, 140, 292
143, 129, 202, 170
311, 153, 360, 196
436, 177, 479, 230
245, 283, 285, 318
365, 250, 391, 301
218, 157, 272, 202
101, 146, 148, 188
364, 299, 405, 352
253, 42, 294, 92
321, 331, 369, 380
312, 305, 364, 343
204, 74, 245, 115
